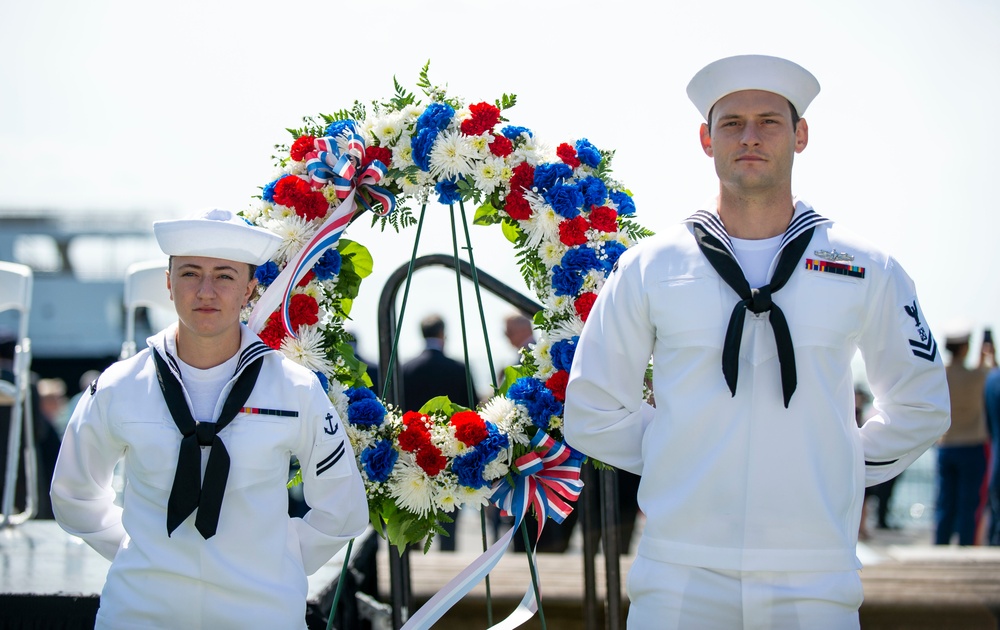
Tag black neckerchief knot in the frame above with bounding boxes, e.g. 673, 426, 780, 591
153, 349, 263, 539
693, 223, 815, 408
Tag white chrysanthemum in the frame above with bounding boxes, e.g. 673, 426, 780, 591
458, 484, 494, 509
266, 214, 316, 264
286, 160, 308, 177
539, 241, 568, 268
521, 201, 562, 250
467, 133, 492, 158
532, 339, 554, 373
483, 457, 510, 483
582, 269, 605, 293
434, 479, 461, 513
399, 104, 424, 124
371, 112, 406, 145
428, 129, 477, 179
280, 327, 336, 374
550, 317, 584, 341
392, 135, 414, 165
543, 293, 573, 316
328, 384, 350, 424
396, 172, 432, 200
471, 155, 505, 195
481, 395, 530, 447
389, 461, 435, 517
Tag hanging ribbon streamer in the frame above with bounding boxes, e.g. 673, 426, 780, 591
247, 121, 396, 336
402, 430, 584, 630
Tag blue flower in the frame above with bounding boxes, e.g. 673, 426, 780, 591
550, 336, 579, 372
313, 248, 342, 281
453, 449, 488, 489
476, 423, 509, 459
533, 163, 573, 192
411, 128, 438, 171
575, 139, 602, 168
262, 178, 279, 203
551, 265, 584, 296
435, 177, 462, 205
346, 386, 377, 404
544, 182, 584, 219
325, 120, 352, 138
347, 397, 386, 428
579, 176, 607, 209
418, 102, 455, 132
562, 246, 602, 273
601, 241, 628, 271
507, 377, 563, 430
501, 125, 533, 140
254, 261, 279, 287
610, 190, 635, 216
361, 439, 398, 483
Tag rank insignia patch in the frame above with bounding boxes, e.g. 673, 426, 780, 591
317, 442, 345, 476
904, 300, 937, 362
804, 258, 866, 279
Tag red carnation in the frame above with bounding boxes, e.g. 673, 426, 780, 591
363, 145, 392, 169
288, 293, 319, 330
589, 205, 618, 232
296, 270, 315, 287
398, 422, 432, 452
259, 313, 287, 350
403, 410, 428, 426
290, 135, 316, 162
450, 410, 488, 446
504, 190, 532, 221
488, 134, 513, 158
545, 370, 570, 402
557, 143, 581, 168
460, 102, 501, 136
416, 445, 447, 477
272, 175, 328, 221
558, 215, 590, 246
510, 162, 535, 193
574, 292, 598, 322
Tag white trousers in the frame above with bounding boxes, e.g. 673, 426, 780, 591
626, 556, 863, 630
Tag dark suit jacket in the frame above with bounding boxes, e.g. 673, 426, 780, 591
401, 348, 473, 413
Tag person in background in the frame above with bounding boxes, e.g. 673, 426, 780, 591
936, 323, 994, 545
401, 313, 475, 551
0, 336, 60, 520
50, 209, 368, 628
565, 55, 950, 628
56, 370, 103, 439
37, 377, 68, 436
985, 328, 1000, 545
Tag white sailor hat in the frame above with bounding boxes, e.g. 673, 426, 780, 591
687, 54, 821, 121
942, 319, 973, 345
153, 209, 282, 266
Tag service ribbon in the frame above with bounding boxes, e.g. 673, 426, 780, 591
401, 430, 584, 630
246, 121, 396, 336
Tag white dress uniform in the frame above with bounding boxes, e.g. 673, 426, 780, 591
564, 200, 950, 627
51, 324, 368, 629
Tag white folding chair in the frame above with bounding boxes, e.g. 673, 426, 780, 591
121, 259, 172, 359
0, 261, 36, 527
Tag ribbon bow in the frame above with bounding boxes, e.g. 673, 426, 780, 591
492, 430, 585, 539
246, 120, 396, 337
402, 430, 584, 630
304, 121, 396, 217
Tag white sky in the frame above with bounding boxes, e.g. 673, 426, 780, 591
2, 0, 998, 385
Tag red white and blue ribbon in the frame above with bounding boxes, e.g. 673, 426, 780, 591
247, 121, 395, 336
402, 430, 584, 630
